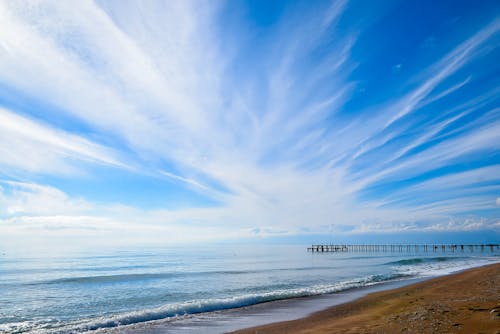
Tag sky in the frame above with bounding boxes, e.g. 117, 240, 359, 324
0, 0, 499, 248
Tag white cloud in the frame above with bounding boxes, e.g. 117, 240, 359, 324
0, 179, 498, 250
0, 181, 246, 245
343, 19, 500, 175
0, 1, 498, 241
372, 165, 500, 209
385, 18, 500, 128
361, 120, 500, 187
0, 181, 92, 216
0, 107, 125, 175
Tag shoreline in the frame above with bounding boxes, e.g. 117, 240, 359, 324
96, 276, 425, 334
93, 260, 500, 334
230, 263, 500, 334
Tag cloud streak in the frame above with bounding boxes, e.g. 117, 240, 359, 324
0, 1, 498, 243
0, 107, 124, 175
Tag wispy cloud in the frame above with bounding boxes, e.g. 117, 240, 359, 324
384, 18, 500, 128
0, 107, 124, 175
0, 180, 92, 216
0, 1, 498, 244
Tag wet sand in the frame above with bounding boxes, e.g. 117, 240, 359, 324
96, 278, 421, 334
231, 263, 500, 334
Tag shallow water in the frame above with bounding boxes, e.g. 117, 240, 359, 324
0, 244, 498, 333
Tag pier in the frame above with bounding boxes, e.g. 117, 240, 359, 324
307, 244, 500, 253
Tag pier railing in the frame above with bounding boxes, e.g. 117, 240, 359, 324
307, 244, 500, 253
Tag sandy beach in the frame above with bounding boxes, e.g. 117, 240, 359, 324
232, 263, 500, 334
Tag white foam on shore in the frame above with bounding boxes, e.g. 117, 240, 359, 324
392, 256, 500, 277
4, 255, 498, 334
94, 258, 500, 334
18, 272, 410, 334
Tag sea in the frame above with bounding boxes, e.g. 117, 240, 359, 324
0, 244, 498, 334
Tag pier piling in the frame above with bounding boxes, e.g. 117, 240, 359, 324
307, 244, 500, 253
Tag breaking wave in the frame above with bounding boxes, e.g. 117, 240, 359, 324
385, 256, 463, 266
9, 272, 409, 333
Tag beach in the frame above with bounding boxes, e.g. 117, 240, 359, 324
232, 263, 500, 334
2, 246, 499, 333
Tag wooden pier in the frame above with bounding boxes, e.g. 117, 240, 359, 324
307, 244, 500, 253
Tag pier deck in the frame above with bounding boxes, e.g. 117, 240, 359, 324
307, 244, 500, 253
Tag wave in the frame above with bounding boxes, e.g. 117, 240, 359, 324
48, 273, 178, 284
387, 256, 500, 280
28, 272, 410, 333
29, 266, 341, 286
385, 256, 464, 266
29, 270, 258, 286
7, 257, 498, 333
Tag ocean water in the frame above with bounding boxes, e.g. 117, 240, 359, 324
0, 244, 498, 333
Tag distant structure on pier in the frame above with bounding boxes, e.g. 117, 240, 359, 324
307, 244, 500, 253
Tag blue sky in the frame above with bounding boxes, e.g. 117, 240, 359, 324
0, 0, 499, 247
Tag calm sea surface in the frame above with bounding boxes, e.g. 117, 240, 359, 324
0, 244, 498, 333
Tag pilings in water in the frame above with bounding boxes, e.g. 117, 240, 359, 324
307, 244, 500, 253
